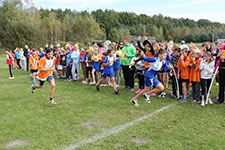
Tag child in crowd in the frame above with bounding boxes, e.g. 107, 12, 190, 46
71, 44, 80, 81
39, 48, 45, 59
65, 48, 72, 81
199, 52, 215, 106
170, 47, 181, 98
6, 49, 14, 79
177, 48, 190, 103
79, 48, 86, 82
15, 48, 21, 69
20, 48, 26, 71
56, 48, 62, 78
84, 50, 93, 84
130, 48, 145, 93
91, 48, 101, 85
189, 49, 202, 103
96, 49, 120, 95
215, 47, 225, 104
113, 47, 122, 87
60, 50, 67, 78
130, 49, 172, 106
98, 43, 105, 55
29, 49, 39, 85
13, 49, 18, 69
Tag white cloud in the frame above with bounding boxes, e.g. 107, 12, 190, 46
148, 0, 216, 12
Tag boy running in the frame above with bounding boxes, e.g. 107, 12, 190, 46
31, 49, 57, 104
130, 49, 172, 106
96, 49, 120, 95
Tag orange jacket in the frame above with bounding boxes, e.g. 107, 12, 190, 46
38, 56, 56, 80
29, 54, 39, 70
177, 56, 190, 80
188, 53, 193, 59
189, 57, 201, 82
145, 51, 155, 68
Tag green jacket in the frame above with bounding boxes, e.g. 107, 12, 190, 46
121, 44, 136, 66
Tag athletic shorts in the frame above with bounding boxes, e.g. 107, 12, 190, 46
39, 76, 54, 86
57, 65, 63, 70
145, 76, 160, 87
31, 69, 38, 73
180, 78, 189, 83
63, 66, 67, 71
102, 71, 114, 78
93, 62, 101, 72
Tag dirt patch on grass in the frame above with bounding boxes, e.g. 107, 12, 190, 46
131, 137, 152, 145
80, 121, 96, 129
5, 140, 31, 149
114, 143, 124, 147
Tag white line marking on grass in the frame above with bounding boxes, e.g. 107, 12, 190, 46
63, 103, 177, 150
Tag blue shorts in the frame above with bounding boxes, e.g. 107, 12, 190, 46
93, 62, 100, 72
63, 67, 67, 71
145, 76, 160, 87
102, 71, 114, 78
39, 76, 54, 86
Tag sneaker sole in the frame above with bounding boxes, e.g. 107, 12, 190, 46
131, 99, 139, 106
143, 94, 150, 102
145, 100, 151, 103
49, 102, 57, 104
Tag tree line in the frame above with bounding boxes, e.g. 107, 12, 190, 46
0, 0, 225, 50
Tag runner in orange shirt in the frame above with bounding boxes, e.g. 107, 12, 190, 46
31, 49, 57, 104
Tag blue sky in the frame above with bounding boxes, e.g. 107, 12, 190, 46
32, 0, 225, 23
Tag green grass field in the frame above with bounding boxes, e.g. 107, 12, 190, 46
1, 55, 225, 150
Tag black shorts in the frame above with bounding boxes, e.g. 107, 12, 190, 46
39, 80, 45, 86
180, 78, 189, 83
39, 76, 54, 86
31, 69, 38, 73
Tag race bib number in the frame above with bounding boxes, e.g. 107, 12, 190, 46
46, 59, 53, 68
152, 61, 162, 71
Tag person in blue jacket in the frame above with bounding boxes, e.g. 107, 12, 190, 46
130, 49, 172, 106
